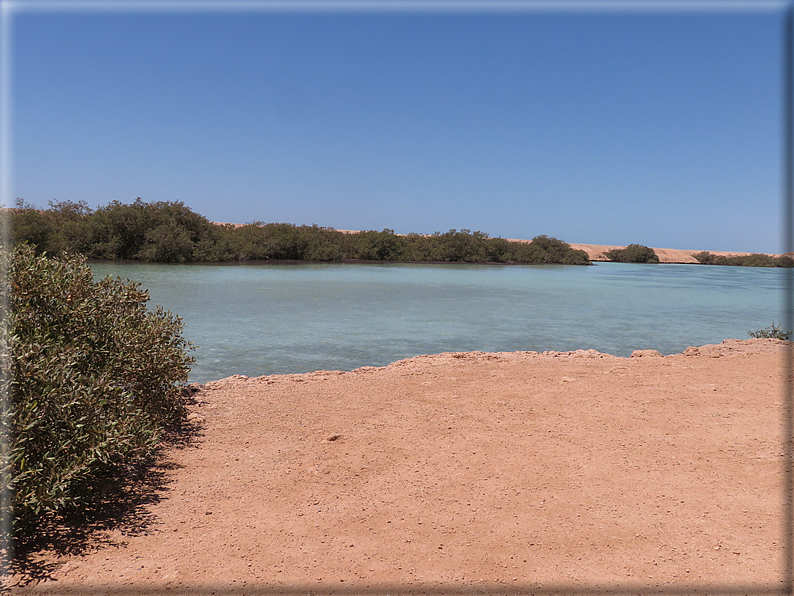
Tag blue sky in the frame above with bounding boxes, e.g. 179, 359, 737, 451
4, 1, 786, 252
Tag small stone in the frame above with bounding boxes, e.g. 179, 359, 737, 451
630, 349, 663, 358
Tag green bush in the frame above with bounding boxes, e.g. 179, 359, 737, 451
692, 251, 715, 264
1, 246, 194, 541
748, 323, 791, 340
10, 198, 232, 263
604, 244, 660, 264
520, 235, 591, 265
356, 229, 410, 261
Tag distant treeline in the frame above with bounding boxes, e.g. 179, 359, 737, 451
7, 199, 591, 265
601, 244, 793, 268
693, 251, 794, 268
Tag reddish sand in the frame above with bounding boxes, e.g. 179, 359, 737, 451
8, 338, 789, 594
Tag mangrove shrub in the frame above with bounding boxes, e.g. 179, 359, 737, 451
1, 246, 194, 541
604, 244, 660, 264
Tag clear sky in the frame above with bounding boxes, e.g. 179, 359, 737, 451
4, 1, 786, 253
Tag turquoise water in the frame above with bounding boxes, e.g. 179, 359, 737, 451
90, 261, 788, 384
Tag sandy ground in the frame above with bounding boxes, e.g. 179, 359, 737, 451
8, 338, 790, 595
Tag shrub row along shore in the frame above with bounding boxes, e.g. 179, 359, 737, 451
7, 199, 590, 265
7, 198, 791, 267
691, 250, 793, 267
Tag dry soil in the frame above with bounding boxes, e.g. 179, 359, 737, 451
8, 339, 791, 595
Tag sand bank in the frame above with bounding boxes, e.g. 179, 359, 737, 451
10, 338, 789, 593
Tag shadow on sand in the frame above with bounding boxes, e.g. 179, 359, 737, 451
4, 396, 205, 588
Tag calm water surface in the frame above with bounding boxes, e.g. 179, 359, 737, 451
90, 261, 787, 383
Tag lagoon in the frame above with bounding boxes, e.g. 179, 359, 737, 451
90, 261, 787, 384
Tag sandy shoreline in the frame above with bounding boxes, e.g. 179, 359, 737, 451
8, 338, 790, 593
